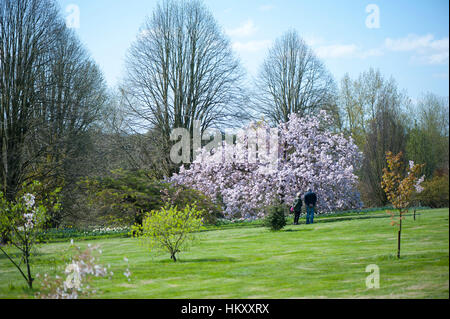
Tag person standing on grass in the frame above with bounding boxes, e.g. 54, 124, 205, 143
291, 192, 303, 225
304, 189, 317, 224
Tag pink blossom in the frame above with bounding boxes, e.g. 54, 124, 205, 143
171, 112, 363, 219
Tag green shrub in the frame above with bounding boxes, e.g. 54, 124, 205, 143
264, 203, 287, 231
414, 174, 449, 208
133, 204, 204, 262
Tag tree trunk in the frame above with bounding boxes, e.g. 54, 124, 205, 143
24, 238, 33, 289
25, 256, 33, 289
397, 212, 402, 259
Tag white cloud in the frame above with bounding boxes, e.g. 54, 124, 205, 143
303, 35, 383, 59
232, 40, 272, 53
361, 48, 384, 58
432, 72, 449, 79
312, 43, 383, 59
303, 35, 325, 48
424, 51, 449, 65
429, 37, 449, 51
384, 34, 449, 65
259, 4, 275, 12
226, 20, 258, 38
385, 34, 433, 52
306, 33, 449, 64
315, 44, 358, 59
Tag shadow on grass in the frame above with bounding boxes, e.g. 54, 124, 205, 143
158, 257, 238, 264
201, 212, 424, 232
283, 228, 314, 232
295, 213, 421, 226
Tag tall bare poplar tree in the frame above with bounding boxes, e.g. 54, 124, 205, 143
121, 0, 246, 176
253, 29, 337, 125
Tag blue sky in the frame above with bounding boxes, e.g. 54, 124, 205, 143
57, 0, 449, 100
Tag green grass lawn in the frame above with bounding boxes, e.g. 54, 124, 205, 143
0, 208, 448, 299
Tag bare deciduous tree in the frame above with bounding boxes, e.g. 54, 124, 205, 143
1, 0, 108, 227
30, 27, 108, 226
253, 29, 337, 125
121, 0, 247, 176
0, 0, 60, 200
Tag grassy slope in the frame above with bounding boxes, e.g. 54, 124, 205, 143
0, 208, 448, 299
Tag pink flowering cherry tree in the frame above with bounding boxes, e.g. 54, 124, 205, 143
171, 111, 363, 219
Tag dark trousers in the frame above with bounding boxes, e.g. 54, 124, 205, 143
294, 211, 301, 224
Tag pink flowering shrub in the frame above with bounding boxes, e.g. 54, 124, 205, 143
171, 111, 363, 219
